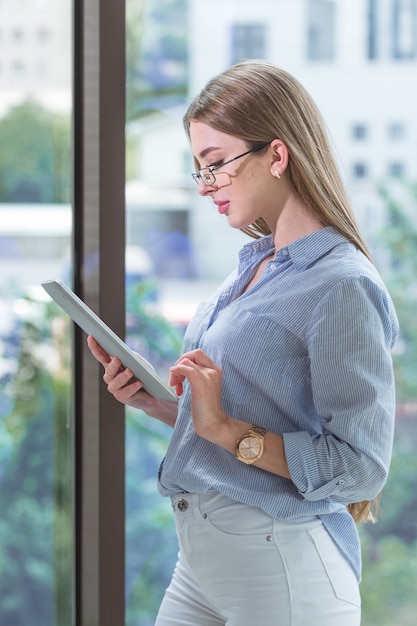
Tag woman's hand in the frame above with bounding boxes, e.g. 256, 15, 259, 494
169, 348, 229, 443
169, 348, 291, 477
87, 336, 178, 427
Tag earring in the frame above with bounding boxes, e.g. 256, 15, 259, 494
274, 170, 281, 179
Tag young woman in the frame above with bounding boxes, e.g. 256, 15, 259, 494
88, 61, 399, 625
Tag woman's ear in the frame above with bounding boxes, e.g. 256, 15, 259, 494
269, 139, 289, 179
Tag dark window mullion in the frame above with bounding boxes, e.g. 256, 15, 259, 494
73, 1, 126, 624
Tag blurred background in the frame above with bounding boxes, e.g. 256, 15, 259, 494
0, 0, 416, 624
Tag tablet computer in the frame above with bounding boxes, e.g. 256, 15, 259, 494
41, 279, 178, 402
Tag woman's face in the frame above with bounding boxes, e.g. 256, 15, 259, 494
189, 121, 280, 230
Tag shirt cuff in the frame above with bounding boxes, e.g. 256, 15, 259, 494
283, 431, 355, 501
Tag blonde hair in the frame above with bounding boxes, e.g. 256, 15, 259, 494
184, 61, 378, 523
184, 60, 372, 261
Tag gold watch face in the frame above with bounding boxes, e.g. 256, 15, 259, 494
238, 435, 262, 460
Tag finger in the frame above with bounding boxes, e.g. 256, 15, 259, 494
170, 360, 197, 381
176, 349, 215, 368
168, 369, 186, 386
169, 369, 185, 397
172, 356, 218, 378
112, 378, 149, 404
87, 335, 111, 367
103, 356, 123, 381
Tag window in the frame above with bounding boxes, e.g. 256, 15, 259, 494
388, 161, 405, 176
367, 0, 379, 59
352, 123, 369, 140
0, 3, 73, 626
10, 59, 25, 82
12, 28, 24, 43
307, 0, 336, 60
352, 162, 369, 178
392, 0, 417, 59
388, 121, 405, 139
3, 2, 416, 625
37, 27, 49, 43
230, 23, 266, 63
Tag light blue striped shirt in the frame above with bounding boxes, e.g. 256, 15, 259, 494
158, 227, 399, 581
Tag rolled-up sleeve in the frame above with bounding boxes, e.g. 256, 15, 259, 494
283, 276, 399, 503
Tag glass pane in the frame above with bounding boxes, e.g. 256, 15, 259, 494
125, 2, 187, 621
125, 1, 417, 625
0, 0, 73, 624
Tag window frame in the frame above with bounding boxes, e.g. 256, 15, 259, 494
73, 1, 126, 624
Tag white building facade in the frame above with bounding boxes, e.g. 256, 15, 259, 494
1, 0, 416, 282
184, 0, 417, 278
0, 0, 71, 113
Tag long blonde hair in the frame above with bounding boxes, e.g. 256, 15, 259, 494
184, 60, 372, 260
184, 61, 377, 523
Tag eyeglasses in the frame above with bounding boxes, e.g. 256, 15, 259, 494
191, 142, 271, 186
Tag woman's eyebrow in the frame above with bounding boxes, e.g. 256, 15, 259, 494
198, 146, 221, 159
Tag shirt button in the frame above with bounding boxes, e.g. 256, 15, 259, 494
338, 479, 346, 486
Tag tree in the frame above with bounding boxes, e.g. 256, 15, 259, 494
0, 300, 72, 625
376, 181, 417, 404
359, 179, 417, 625
0, 281, 183, 625
0, 100, 71, 203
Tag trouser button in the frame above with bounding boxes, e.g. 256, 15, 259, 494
177, 498, 189, 512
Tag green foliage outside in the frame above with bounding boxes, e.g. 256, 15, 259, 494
358, 180, 417, 626
2, 182, 417, 623
0, 0, 187, 202
0, 100, 71, 203
0, 299, 72, 625
375, 181, 417, 404
359, 440, 417, 625
0, 49, 416, 623
124, 282, 183, 622
0, 283, 183, 625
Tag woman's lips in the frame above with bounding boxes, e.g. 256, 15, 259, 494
214, 200, 229, 215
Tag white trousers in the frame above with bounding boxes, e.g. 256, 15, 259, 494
155, 492, 361, 626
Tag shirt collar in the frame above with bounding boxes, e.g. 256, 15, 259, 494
286, 227, 349, 270
239, 227, 349, 270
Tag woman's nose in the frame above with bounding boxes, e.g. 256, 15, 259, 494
198, 179, 216, 196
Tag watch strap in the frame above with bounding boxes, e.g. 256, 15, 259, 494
249, 424, 266, 437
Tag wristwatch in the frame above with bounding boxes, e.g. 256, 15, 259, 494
235, 425, 266, 464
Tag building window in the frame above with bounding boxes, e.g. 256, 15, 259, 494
353, 162, 369, 178
307, 0, 336, 61
388, 162, 405, 176
352, 123, 369, 140
37, 27, 50, 43
10, 59, 25, 83
230, 23, 266, 63
387, 121, 405, 139
367, 0, 379, 59
12, 28, 24, 43
392, 0, 417, 59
